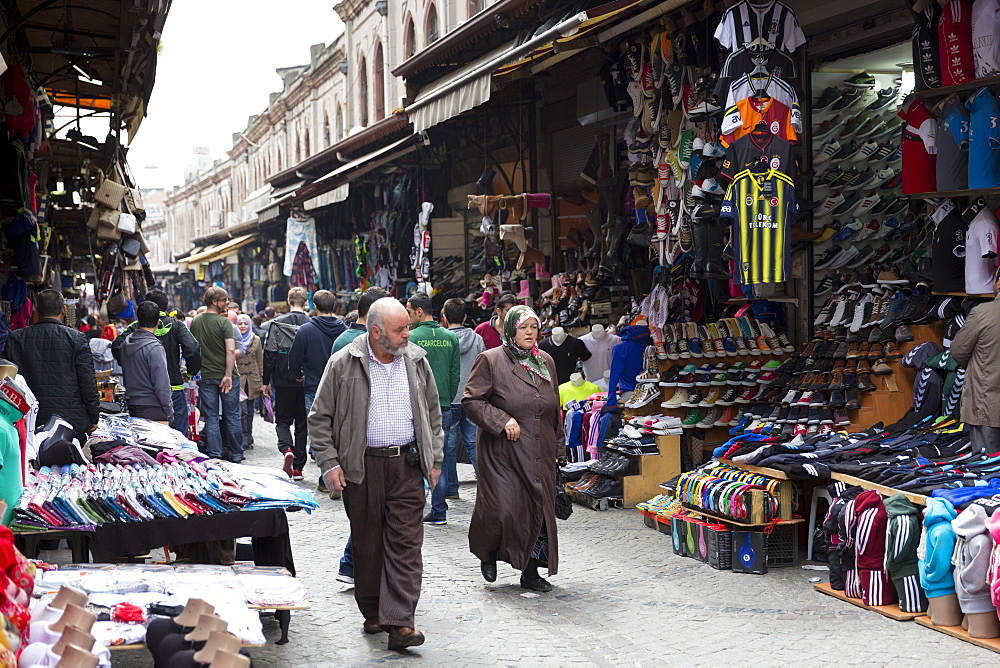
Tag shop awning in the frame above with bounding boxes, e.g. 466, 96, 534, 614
178, 234, 256, 266
492, 0, 645, 77
293, 135, 422, 203
407, 42, 515, 134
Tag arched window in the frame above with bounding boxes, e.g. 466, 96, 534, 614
374, 43, 385, 122
426, 5, 439, 45
404, 16, 416, 59
359, 56, 369, 126
303, 126, 310, 157
324, 114, 331, 146
336, 106, 344, 141
467, 0, 483, 17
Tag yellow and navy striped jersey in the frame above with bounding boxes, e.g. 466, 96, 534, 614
719, 167, 797, 285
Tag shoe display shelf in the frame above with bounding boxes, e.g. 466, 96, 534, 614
647, 351, 784, 457
845, 322, 944, 429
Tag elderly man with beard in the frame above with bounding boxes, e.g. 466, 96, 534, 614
308, 297, 443, 651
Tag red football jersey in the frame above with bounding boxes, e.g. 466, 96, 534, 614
898, 97, 938, 195
939, 0, 976, 86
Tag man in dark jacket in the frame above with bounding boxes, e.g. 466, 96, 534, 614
262, 287, 311, 478
112, 289, 201, 433
119, 301, 173, 421
288, 290, 346, 415
7, 290, 99, 444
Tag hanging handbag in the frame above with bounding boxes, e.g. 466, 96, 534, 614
555, 469, 573, 520
96, 210, 122, 241
94, 174, 127, 209
117, 212, 136, 234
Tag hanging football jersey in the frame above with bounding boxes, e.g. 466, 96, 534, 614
931, 199, 967, 293
719, 167, 796, 285
914, 3, 943, 90
713, 0, 805, 54
962, 198, 1000, 294
966, 87, 1000, 189
720, 96, 798, 148
723, 73, 802, 125
939, 0, 976, 86
714, 47, 800, 99
720, 128, 797, 184
972, 0, 1000, 77
935, 96, 970, 192
899, 96, 937, 194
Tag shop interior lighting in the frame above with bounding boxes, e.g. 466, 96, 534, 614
895, 61, 915, 103
70, 64, 102, 87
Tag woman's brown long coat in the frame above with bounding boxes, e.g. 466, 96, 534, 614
463, 346, 565, 574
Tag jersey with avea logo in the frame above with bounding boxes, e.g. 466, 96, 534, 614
719, 168, 796, 285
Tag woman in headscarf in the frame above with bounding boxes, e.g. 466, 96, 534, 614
235, 314, 263, 450
463, 305, 565, 592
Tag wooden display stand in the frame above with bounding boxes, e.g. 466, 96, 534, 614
621, 434, 681, 508
915, 616, 1000, 654
847, 323, 945, 427
813, 582, 923, 622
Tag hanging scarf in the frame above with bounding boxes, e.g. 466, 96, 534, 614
237, 314, 253, 349
502, 305, 551, 383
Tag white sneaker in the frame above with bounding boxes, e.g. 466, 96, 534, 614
849, 191, 881, 217
828, 246, 860, 270
702, 142, 725, 158
848, 139, 881, 162
336, 573, 355, 585
662, 387, 688, 408
815, 191, 845, 218
814, 138, 843, 164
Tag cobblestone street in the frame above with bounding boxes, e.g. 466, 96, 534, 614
105, 416, 995, 666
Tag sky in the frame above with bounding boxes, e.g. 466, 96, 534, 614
123, 1, 344, 192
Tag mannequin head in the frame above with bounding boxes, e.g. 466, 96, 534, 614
51, 604, 95, 634
591, 324, 606, 341
184, 614, 228, 642
551, 326, 567, 345
174, 599, 214, 627
569, 373, 584, 387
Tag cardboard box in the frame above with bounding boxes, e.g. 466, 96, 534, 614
731, 530, 768, 575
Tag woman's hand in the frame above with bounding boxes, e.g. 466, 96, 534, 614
504, 418, 521, 440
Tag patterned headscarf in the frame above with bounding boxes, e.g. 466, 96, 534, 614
502, 305, 551, 383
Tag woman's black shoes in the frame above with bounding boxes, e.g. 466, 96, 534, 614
481, 560, 497, 582
520, 572, 553, 592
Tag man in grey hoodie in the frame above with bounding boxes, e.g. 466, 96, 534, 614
120, 301, 173, 422
427, 299, 485, 522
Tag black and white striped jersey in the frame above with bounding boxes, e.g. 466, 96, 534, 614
713, 0, 806, 54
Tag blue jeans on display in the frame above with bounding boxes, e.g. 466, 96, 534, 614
199, 379, 244, 461
170, 389, 189, 435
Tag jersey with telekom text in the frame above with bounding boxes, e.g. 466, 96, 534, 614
723, 74, 802, 129
899, 97, 938, 194
714, 47, 800, 100
719, 168, 796, 285
720, 97, 798, 148
713, 0, 805, 54
966, 86, 1000, 189
936, 96, 970, 191
914, 3, 943, 90
720, 130, 797, 184
939, 0, 976, 86
971, 0, 1000, 77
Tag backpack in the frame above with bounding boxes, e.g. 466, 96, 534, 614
264, 320, 303, 386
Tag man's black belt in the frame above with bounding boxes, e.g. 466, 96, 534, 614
366, 442, 416, 457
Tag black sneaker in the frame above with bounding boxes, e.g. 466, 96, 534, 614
815, 274, 838, 296
423, 513, 447, 525
807, 407, 821, 425
845, 387, 861, 410
814, 87, 842, 112
820, 408, 835, 424
843, 72, 876, 88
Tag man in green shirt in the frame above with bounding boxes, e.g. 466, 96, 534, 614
331, 286, 390, 355
190, 286, 243, 462
405, 292, 459, 525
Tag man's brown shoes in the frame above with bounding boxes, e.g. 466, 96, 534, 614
363, 618, 384, 634
386, 626, 425, 650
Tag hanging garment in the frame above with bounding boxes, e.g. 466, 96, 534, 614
290, 242, 317, 291
282, 217, 319, 278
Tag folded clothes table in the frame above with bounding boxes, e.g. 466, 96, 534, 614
16, 508, 300, 643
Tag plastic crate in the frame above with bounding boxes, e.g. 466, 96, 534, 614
764, 522, 799, 568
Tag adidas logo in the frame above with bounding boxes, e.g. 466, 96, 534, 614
952, 56, 964, 65
921, 40, 931, 49
742, 20, 751, 26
